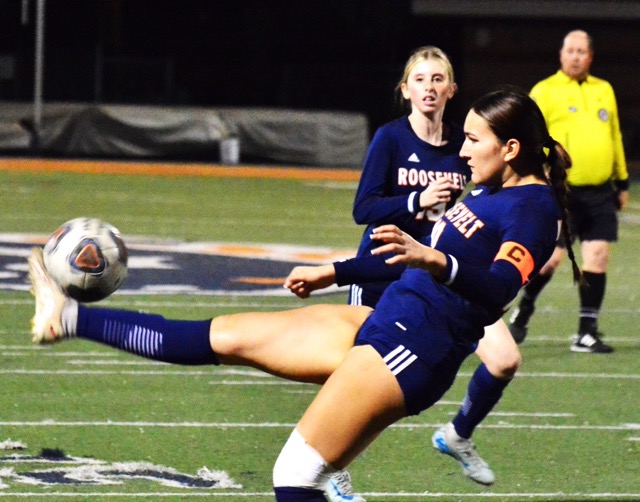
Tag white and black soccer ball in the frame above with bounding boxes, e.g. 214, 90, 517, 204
43, 217, 128, 302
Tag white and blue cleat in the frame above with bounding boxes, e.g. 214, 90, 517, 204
324, 469, 366, 502
432, 422, 496, 486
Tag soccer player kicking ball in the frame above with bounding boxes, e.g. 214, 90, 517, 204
28, 88, 580, 502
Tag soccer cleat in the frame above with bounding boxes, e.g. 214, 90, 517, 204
570, 332, 614, 353
324, 469, 366, 502
28, 247, 71, 344
508, 302, 535, 344
432, 422, 496, 486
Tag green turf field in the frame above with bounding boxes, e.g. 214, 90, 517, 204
0, 166, 638, 501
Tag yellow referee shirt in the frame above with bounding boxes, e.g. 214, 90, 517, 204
530, 70, 628, 187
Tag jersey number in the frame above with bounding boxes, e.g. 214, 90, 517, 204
415, 202, 446, 223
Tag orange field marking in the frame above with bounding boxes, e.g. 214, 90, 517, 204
232, 277, 287, 285
0, 158, 361, 181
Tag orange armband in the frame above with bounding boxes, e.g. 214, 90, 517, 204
494, 241, 534, 284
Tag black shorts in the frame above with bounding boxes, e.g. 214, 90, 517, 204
561, 183, 618, 245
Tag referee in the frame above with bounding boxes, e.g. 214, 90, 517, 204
509, 30, 630, 353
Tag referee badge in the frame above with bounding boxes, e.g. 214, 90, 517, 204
598, 108, 609, 121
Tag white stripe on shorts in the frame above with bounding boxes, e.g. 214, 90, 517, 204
349, 284, 363, 306
383, 344, 418, 376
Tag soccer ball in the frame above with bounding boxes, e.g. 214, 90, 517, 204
43, 217, 128, 302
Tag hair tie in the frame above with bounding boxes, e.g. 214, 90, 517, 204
544, 136, 556, 149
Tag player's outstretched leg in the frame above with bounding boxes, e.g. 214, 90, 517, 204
28, 247, 218, 365
431, 422, 495, 486
28, 247, 369, 376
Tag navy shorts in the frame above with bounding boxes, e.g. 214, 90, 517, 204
354, 321, 474, 416
562, 184, 618, 244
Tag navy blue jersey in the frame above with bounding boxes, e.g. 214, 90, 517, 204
365, 184, 561, 363
350, 117, 470, 306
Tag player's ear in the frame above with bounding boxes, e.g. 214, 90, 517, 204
400, 82, 411, 101
503, 138, 520, 162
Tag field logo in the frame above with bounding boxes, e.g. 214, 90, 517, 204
0, 447, 242, 489
0, 233, 354, 296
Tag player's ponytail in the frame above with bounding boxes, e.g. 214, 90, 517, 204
545, 138, 584, 285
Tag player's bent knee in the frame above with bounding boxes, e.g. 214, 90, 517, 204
484, 349, 521, 380
273, 428, 335, 489
487, 355, 521, 380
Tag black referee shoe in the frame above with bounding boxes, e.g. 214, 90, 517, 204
570, 332, 614, 353
508, 302, 535, 344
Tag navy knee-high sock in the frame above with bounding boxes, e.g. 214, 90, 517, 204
274, 487, 327, 501
452, 363, 511, 439
76, 305, 218, 365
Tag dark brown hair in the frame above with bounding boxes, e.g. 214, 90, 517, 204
471, 87, 582, 283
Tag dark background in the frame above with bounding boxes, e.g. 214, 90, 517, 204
1, 0, 638, 159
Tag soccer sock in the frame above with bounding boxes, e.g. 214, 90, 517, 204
76, 305, 219, 365
274, 487, 327, 501
452, 363, 511, 439
521, 272, 553, 304
60, 300, 79, 337
578, 271, 606, 334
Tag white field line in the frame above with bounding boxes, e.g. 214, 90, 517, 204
3, 352, 640, 380
3, 333, 640, 344
2, 297, 640, 312
0, 299, 303, 309
0, 420, 638, 432
447, 411, 576, 417
0, 492, 639, 499
1, 368, 639, 379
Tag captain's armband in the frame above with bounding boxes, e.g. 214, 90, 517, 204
494, 241, 534, 284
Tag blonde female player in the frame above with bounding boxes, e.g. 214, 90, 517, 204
28, 88, 579, 501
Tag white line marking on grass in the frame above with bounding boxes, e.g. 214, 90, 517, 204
362, 493, 640, 499
0, 367, 277, 377
524, 336, 639, 343
0, 351, 120, 357
447, 412, 576, 417
0, 366, 284, 377
2, 368, 639, 379
362, 494, 640, 500
7, 297, 640, 315
214, 379, 311, 385
1, 492, 640, 499
0, 493, 275, 498
0, 298, 310, 309
1, 420, 638, 431
65, 359, 178, 365
515, 372, 640, 379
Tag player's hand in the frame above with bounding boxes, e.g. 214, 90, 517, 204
370, 224, 447, 276
418, 178, 454, 209
370, 225, 430, 266
284, 264, 337, 299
